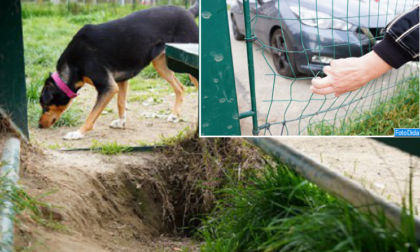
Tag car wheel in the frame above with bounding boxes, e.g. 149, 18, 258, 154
270, 29, 297, 77
231, 16, 245, 41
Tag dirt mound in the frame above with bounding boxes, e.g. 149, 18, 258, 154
14, 131, 263, 251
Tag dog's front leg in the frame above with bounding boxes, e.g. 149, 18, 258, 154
64, 86, 118, 140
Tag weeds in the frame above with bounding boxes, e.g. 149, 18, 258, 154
27, 103, 82, 128
199, 161, 418, 252
90, 140, 133, 155
309, 77, 419, 135
148, 130, 265, 233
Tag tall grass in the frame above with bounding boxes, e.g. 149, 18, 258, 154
309, 77, 419, 136
22, 3, 150, 19
199, 161, 418, 252
23, 3, 195, 127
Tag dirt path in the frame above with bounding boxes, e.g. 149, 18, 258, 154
16, 148, 199, 252
31, 83, 198, 149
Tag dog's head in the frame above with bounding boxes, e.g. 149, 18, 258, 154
38, 75, 72, 129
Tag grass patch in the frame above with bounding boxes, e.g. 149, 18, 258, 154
27, 102, 82, 128
129, 93, 164, 104
199, 161, 418, 252
23, 3, 196, 128
308, 77, 419, 135
90, 140, 133, 155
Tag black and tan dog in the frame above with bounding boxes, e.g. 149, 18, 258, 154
39, 3, 199, 140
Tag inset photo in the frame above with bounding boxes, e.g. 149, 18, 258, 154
200, 0, 419, 136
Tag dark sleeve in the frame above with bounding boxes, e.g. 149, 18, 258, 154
373, 5, 419, 69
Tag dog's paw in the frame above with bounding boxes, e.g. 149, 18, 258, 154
110, 119, 126, 129
63, 131, 84, 140
167, 114, 180, 123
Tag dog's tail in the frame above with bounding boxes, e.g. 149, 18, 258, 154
189, 0, 199, 18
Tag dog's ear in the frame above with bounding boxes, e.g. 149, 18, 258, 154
40, 78, 55, 105
41, 86, 54, 105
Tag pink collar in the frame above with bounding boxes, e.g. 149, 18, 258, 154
51, 72, 78, 99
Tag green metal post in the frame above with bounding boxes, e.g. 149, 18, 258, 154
242, 0, 259, 135
0, 0, 28, 137
201, 0, 241, 136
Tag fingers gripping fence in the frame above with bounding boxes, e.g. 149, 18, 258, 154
200, 0, 419, 136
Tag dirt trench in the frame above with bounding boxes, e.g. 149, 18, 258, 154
15, 148, 197, 252
12, 132, 262, 252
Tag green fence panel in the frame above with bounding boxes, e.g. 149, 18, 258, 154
235, 0, 419, 136
0, 0, 28, 137
200, 0, 241, 136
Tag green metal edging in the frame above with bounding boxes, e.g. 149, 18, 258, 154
60, 145, 167, 152
247, 138, 420, 245
0, 138, 21, 252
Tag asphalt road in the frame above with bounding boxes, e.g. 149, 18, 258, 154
228, 14, 418, 136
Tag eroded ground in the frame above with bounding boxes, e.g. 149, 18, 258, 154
16, 147, 199, 252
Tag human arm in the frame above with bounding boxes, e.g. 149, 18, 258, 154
311, 5, 419, 97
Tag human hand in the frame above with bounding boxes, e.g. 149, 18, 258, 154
310, 51, 392, 97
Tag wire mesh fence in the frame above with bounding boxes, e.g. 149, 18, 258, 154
233, 0, 419, 136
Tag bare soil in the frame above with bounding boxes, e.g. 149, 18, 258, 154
15, 148, 200, 252
30, 84, 198, 149
13, 133, 263, 252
